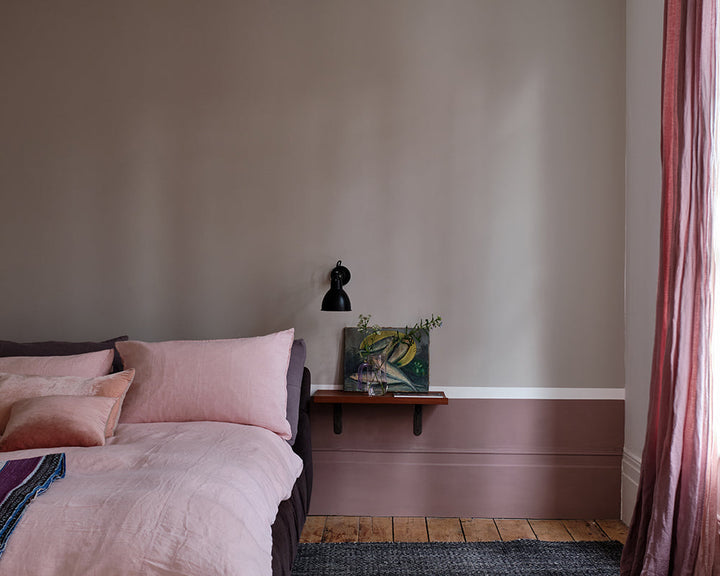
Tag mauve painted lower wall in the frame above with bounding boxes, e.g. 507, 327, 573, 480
309, 398, 623, 518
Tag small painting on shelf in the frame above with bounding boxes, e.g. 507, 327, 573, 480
343, 327, 430, 393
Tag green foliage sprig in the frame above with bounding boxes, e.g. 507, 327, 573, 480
356, 313, 443, 347
403, 314, 443, 342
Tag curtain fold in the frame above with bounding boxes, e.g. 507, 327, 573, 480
621, 0, 718, 574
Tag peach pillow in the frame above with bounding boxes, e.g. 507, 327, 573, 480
116, 329, 294, 439
0, 395, 117, 452
0, 349, 114, 377
0, 370, 135, 437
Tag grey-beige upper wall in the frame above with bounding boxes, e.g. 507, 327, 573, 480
0, 0, 625, 389
625, 0, 663, 464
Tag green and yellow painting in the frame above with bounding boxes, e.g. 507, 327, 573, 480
343, 327, 430, 393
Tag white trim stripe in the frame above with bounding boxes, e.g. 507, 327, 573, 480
310, 385, 625, 400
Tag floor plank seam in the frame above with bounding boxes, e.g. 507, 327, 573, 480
525, 519, 537, 541
458, 519, 467, 543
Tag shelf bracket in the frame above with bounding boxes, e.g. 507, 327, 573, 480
333, 404, 343, 434
413, 404, 423, 436
325, 399, 437, 436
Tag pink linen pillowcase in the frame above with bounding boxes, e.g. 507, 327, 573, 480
0, 349, 114, 378
116, 329, 294, 439
0, 395, 117, 452
0, 370, 135, 437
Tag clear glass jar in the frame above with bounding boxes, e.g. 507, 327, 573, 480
358, 351, 388, 396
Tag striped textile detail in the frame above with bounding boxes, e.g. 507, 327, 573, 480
0, 453, 65, 558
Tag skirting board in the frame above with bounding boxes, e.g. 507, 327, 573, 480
310, 397, 624, 518
621, 450, 641, 525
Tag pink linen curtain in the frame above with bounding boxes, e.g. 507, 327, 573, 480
621, 1, 718, 575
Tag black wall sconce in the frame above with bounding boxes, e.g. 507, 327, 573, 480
321, 260, 352, 311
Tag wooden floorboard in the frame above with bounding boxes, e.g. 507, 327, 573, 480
563, 520, 609, 542
495, 519, 536, 541
301, 516, 627, 544
393, 517, 428, 542
299, 515, 326, 543
358, 516, 393, 543
597, 519, 628, 544
322, 516, 359, 543
460, 518, 501, 542
528, 520, 573, 541
427, 517, 464, 542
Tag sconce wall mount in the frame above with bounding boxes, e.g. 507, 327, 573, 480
321, 260, 352, 311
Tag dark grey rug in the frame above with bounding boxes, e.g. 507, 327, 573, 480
291, 540, 623, 576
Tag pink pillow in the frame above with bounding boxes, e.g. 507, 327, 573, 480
116, 329, 294, 439
0, 370, 135, 437
0, 349, 114, 377
0, 395, 117, 452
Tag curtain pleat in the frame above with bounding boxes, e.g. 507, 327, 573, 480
621, 1, 718, 575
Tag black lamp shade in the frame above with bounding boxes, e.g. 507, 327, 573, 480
321, 261, 352, 311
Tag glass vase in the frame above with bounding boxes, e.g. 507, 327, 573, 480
358, 351, 388, 396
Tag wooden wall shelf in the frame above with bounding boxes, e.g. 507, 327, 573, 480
312, 390, 448, 436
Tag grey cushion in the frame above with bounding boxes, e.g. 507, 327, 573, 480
0, 336, 129, 373
286, 339, 306, 445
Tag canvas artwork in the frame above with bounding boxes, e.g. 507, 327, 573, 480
343, 327, 430, 393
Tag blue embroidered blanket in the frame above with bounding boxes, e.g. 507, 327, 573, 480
0, 453, 65, 558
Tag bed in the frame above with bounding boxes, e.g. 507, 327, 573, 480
0, 330, 312, 576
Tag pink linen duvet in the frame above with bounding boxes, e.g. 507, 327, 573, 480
0, 421, 303, 576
